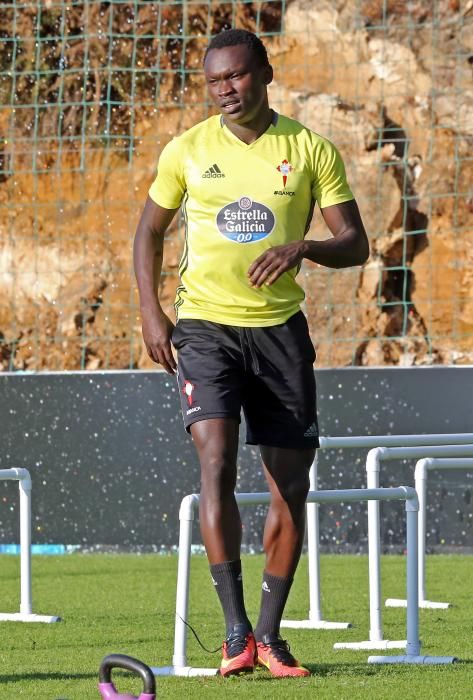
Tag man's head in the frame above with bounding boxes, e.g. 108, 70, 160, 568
203, 29, 273, 125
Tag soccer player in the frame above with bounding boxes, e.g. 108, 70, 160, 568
134, 29, 369, 678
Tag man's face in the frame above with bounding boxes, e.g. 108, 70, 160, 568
204, 44, 272, 124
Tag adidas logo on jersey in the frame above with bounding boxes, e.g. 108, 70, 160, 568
202, 163, 225, 178
304, 423, 318, 438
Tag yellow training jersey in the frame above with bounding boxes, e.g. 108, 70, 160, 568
148, 112, 354, 326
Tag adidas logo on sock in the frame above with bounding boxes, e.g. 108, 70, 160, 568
211, 576, 218, 586
304, 422, 318, 438
237, 572, 242, 581
202, 163, 225, 178
262, 580, 271, 593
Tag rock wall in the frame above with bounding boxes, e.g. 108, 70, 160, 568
0, 0, 472, 370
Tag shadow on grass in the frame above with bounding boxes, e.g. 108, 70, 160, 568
303, 662, 378, 677
0, 672, 96, 683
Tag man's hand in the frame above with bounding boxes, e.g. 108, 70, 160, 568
141, 307, 177, 374
248, 241, 306, 288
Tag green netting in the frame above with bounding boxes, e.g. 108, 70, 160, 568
0, 0, 471, 371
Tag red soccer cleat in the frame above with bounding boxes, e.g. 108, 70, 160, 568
256, 635, 310, 677
219, 628, 257, 677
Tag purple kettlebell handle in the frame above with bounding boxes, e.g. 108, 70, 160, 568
98, 683, 155, 700
98, 654, 156, 700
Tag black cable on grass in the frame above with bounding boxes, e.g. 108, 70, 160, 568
177, 613, 222, 654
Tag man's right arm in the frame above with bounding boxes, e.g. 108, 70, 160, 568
133, 196, 180, 374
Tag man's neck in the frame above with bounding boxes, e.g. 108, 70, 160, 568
222, 107, 274, 145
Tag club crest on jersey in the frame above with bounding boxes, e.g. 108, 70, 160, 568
216, 196, 276, 244
276, 159, 293, 187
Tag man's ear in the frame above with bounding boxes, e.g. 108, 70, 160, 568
263, 64, 274, 86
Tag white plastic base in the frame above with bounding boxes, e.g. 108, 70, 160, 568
0, 612, 61, 623
334, 639, 406, 650
368, 655, 457, 665
386, 598, 451, 609
152, 666, 218, 677
281, 618, 352, 630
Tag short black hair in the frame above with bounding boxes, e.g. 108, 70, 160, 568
204, 29, 269, 67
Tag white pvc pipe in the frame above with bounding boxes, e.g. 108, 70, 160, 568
307, 455, 320, 622
0, 469, 32, 615
0, 468, 60, 624
283, 433, 473, 632
405, 507, 420, 657
19, 474, 32, 615
368, 498, 456, 665
366, 444, 473, 643
387, 457, 473, 609
172, 494, 199, 669
319, 435, 473, 449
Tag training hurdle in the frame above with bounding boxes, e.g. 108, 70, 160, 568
386, 457, 473, 610
335, 444, 473, 651
152, 486, 457, 677
0, 468, 60, 623
281, 433, 473, 631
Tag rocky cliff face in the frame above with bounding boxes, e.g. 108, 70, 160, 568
0, 0, 471, 370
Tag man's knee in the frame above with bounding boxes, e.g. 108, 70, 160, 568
200, 452, 238, 496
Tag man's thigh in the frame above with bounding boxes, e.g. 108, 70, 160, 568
243, 312, 319, 450
172, 319, 244, 432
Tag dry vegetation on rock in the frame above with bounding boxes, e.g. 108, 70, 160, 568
0, 0, 472, 370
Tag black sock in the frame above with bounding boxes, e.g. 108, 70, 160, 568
254, 570, 293, 642
209, 559, 251, 636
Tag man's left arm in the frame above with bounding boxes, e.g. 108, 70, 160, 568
247, 199, 369, 288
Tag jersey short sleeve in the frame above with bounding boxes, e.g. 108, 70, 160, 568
312, 138, 354, 209
148, 137, 186, 210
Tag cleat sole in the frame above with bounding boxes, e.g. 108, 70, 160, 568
219, 665, 254, 677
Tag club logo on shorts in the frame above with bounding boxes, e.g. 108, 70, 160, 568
216, 196, 276, 244
182, 379, 195, 406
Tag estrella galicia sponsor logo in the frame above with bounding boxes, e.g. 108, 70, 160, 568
216, 196, 276, 243
202, 163, 225, 178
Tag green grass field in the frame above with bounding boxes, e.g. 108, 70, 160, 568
1, 553, 472, 699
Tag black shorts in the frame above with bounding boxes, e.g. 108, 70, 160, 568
171, 311, 319, 450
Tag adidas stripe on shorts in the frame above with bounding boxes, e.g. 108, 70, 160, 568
172, 311, 319, 449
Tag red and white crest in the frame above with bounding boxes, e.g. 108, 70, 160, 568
182, 380, 195, 406
276, 159, 293, 187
